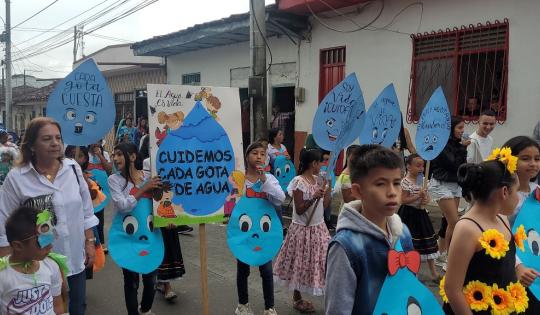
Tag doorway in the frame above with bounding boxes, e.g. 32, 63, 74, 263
272, 86, 295, 160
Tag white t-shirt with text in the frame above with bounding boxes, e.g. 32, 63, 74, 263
0, 257, 62, 315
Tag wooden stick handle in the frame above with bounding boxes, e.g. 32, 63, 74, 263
199, 224, 209, 315
423, 160, 431, 190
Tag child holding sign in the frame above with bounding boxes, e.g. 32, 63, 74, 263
273, 149, 331, 313
234, 142, 285, 315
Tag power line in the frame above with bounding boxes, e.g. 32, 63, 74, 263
11, 0, 61, 29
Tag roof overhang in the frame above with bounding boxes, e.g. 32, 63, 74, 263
131, 5, 309, 57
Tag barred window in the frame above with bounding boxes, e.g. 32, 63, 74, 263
182, 72, 201, 86
407, 19, 509, 123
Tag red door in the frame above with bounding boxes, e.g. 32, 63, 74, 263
319, 46, 346, 174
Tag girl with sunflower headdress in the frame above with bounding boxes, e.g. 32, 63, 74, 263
503, 136, 540, 314
443, 148, 527, 314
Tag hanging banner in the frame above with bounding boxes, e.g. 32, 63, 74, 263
359, 84, 402, 148
414, 87, 451, 161
148, 84, 244, 227
46, 59, 115, 146
312, 73, 366, 172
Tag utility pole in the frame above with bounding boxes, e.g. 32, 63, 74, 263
249, 0, 267, 141
5, 0, 12, 130
73, 26, 78, 63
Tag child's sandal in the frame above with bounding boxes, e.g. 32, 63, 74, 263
293, 299, 315, 313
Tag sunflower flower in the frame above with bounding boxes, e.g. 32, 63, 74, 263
463, 280, 491, 311
490, 284, 515, 315
486, 147, 518, 174
439, 275, 449, 303
514, 225, 527, 252
507, 282, 529, 313
479, 229, 510, 259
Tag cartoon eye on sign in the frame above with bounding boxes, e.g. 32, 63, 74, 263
312, 73, 366, 153
359, 84, 402, 148
109, 198, 164, 274
513, 190, 540, 299
272, 155, 296, 193
414, 87, 451, 161
47, 59, 115, 146
372, 241, 444, 315
226, 193, 284, 266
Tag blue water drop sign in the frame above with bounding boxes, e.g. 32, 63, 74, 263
415, 87, 451, 161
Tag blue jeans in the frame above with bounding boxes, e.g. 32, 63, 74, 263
67, 270, 87, 315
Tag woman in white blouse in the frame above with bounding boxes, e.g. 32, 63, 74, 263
0, 117, 98, 315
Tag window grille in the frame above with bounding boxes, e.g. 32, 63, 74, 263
182, 73, 201, 86
407, 19, 509, 123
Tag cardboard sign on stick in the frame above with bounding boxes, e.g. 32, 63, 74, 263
359, 84, 402, 148
148, 84, 244, 227
414, 87, 451, 161
47, 59, 115, 145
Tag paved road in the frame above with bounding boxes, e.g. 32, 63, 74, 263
86, 204, 443, 314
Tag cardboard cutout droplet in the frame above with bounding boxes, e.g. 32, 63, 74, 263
46, 59, 115, 145
415, 87, 451, 161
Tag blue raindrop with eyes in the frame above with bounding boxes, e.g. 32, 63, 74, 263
272, 155, 296, 193
47, 59, 115, 146
109, 198, 164, 274
513, 189, 540, 299
89, 168, 111, 213
414, 87, 451, 161
372, 241, 444, 315
312, 73, 366, 154
227, 181, 283, 266
359, 84, 402, 148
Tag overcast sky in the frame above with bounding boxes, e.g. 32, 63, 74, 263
1, 0, 275, 78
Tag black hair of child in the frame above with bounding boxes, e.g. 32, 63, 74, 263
268, 128, 281, 144
450, 116, 464, 140
458, 160, 516, 203
65, 145, 89, 171
6, 206, 40, 244
405, 153, 422, 166
343, 144, 362, 169
349, 144, 403, 183
502, 136, 540, 182
297, 148, 322, 175
245, 141, 266, 158
114, 142, 142, 189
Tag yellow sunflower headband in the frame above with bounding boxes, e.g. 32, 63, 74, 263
486, 147, 518, 175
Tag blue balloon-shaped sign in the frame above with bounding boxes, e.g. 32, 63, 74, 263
312, 73, 366, 153
89, 168, 111, 213
359, 84, 402, 148
372, 241, 444, 315
272, 155, 296, 193
156, 102, 235, 216
513, 190, 540, 299
109, 198, 164, 274
47, 59, 115, 145
227, 192, 284, 266
415, 87, 451, 161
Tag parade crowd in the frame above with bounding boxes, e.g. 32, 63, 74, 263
0, 111, 538, 315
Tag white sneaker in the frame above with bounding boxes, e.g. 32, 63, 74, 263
263, 308, 278, 315
235, 303, 254, 315
138, 307, 155, 315
434, 253, 447, 267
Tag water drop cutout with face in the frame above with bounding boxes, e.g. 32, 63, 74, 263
359, 84, 402, 148
414, 87, 451, 161
512, 188, 540, 299
312, 73, 366, 153
272, 155, 296, 192
46, 59, 115, 145
109, 197, 164, 274
372, 241, 444, 315
227, 181, 283, 266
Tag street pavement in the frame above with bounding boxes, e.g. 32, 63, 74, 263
86, 203, 443, 314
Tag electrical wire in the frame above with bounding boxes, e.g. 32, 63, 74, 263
249, 0, 273, 74
306, 0, 385, 33
11, 0, 61, 30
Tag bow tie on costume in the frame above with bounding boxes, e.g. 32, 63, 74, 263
535, 187, 540, 202
387, 249, 421, 276
245, 188, 267, 199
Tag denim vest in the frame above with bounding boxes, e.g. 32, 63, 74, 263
329, 225, 413, 315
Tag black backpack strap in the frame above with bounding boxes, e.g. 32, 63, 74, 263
71, 164, 80, 185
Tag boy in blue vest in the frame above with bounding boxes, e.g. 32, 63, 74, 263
325, 144, 413, 315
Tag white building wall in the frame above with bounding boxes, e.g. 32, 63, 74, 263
73, 44, 163, 71
296, 0, 540, 146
